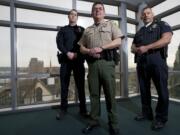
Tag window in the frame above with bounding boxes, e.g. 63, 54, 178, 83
78, 16, 94, 28
17, 28, 59, 105
127, 23, 136, 34
167, 30, 180, 99
167, 30, 180, 67
0, 27, 11, 68
162, 12, 180, 27
77, 1, 93, 12
127, 9, 135, 19
0, 5, 10, 20
128, 38, 138, 95
17, 29, 58, 68
152, 0, 180, 15
104, 4, 118, 15
18, 0, 73, 9
17, 8, 68, 26
0, 27, 11, 108
77, 0, 118, 15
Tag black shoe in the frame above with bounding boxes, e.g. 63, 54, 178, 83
56, 110, 67, 120
151, 120, 165, 131
82, 123, 100, 134
134, 113, 153, 121
109, 128, 120, 135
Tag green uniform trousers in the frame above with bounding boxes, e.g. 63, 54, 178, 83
88, 59, 118, 129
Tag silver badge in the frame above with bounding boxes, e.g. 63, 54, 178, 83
152, 24, 157, 28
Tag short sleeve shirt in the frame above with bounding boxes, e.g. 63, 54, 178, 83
78, 20, 123, 49
133, 21, 173, 46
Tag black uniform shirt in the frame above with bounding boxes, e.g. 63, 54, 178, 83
133, 20, 173, 46
56, 25, 84, 54
133, 21, 173, 62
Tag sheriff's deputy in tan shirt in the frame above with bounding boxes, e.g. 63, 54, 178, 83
78, 2, 124, 135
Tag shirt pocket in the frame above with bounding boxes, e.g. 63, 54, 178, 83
99, 27, 112, 41
85, 31, 94, 48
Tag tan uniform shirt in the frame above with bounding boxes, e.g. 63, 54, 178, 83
78, 20, 123, 49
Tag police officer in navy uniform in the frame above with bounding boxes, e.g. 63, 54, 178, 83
56, 9, 88, 119
131, 6, 173, 130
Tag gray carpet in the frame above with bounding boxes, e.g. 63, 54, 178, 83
0, 96, 179, 135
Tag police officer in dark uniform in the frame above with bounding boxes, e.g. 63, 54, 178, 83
131, 6, 173, 130
56, 9, 88, 119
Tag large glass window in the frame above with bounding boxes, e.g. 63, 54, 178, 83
127, 23, 136, 34
78, 16, 94, 28
168, 30, 180, 99
152, 0, 180, 15
17, 8, 68, 26
17, 29, 58, 68
0, 27, 11, 108
77, 0, 93, 12
18, 0, 73, 9
0, 5, 10, 21
162, 12, 180, 27
127, 9, 135, 19
17, 28, 61, 105
77, 0, 118, 15
167, 31, 180, 67
104, 4, 118, 15
128, 38, 138, 95
0, 27, 11, 67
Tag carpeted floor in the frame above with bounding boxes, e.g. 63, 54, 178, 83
0, 96, 179, 135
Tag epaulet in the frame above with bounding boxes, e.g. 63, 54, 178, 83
154, 20, 169, 27
86, 25, 94, 30
158, 21, 170, 27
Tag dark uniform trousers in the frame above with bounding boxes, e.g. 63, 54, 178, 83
133, 21, 172, 123
137, 51, 169, 122
60, 60, 86, 113
88, 59, 118, 129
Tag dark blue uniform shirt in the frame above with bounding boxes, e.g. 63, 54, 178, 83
56, 25, 84, 63
133, 21, 173, 63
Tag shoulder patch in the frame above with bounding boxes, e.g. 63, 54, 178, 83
160, 21, 170, 27
164, 22, 170, 27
